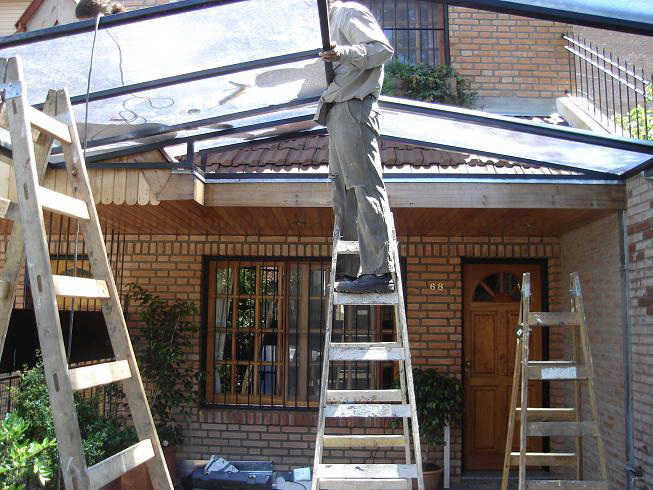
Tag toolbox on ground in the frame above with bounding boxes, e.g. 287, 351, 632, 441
190, 460, 273, 490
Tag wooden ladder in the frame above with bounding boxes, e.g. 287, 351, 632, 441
311, 213, 425, 490
0, 56, 173, 490
500, 272, 609, 490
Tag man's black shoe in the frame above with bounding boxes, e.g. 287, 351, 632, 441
335, 273, 395, 294
335, 273, 357, 283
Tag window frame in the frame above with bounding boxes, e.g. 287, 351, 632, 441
200, 256, 404, 410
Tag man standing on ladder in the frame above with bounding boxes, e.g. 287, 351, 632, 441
316, 1, 395, 294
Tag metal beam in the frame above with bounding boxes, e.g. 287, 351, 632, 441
438, 0, 653, 37
0, 0, 248, 48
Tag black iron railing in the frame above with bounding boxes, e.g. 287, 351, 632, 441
564, 34, 653, 141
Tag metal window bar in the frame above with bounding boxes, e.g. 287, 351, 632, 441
564, 34, 653, 140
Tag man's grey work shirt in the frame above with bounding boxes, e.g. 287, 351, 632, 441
314, 1, 394, 125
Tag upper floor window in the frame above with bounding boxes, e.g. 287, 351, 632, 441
360, 0, 448, 65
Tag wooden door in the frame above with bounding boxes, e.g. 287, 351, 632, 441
463, 263, 544, 470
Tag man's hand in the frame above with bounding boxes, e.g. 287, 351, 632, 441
320, 43, 344, 62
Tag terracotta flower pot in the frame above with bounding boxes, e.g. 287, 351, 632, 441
413, 465, 443, 490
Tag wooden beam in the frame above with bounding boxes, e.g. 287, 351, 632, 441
203, 181, 626, 209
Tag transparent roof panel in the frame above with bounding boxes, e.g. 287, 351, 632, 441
0, 0, 324, 104
449, 0, 653, 34
185, 98, 653, 177
71, 58, 325, 145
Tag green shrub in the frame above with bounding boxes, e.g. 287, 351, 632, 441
10, 358, 137, 484
383, 61, 477, 108
128, 285, 199, 446
0, 412, 56, 489
616, 85, 653, 141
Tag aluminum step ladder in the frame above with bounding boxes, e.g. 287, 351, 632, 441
501, 272, 609, 490
0, 56, 173, 490
312, 213, 425, 490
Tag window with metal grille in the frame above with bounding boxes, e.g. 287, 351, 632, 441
360, 0, 449, 66
203, 258, 398, 408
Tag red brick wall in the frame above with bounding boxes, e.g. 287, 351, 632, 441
627, 172, 653, 487
560, 212, 626, 488
448, 7, 569, 98
118, 232, 562, 477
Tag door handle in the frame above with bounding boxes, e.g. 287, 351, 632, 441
464, 359, 471, 370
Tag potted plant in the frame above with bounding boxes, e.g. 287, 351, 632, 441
126, 285, 199, 488
410, 368, 463, 490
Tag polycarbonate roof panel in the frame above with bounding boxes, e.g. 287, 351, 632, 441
182, 97, 653, 177
448, 0, 653, 35
0, 0, 324, 103
72, 59, 325, 145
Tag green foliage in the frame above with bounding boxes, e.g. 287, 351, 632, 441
383, 61, 477, 108
616, 85, 653, 141
0, 412, 56, 489
10, 359, 137, 484
128, 284, 199, 446
393, 368, 463, 465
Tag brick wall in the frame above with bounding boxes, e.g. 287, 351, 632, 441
117, 232, 562, 476
560, 212, 626, 488
627, 172, 653, 487
448, 6, 569, 99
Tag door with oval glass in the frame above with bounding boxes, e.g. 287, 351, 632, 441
463, 262, 544, 470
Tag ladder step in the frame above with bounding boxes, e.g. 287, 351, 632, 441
52, 275, 110, 299
326, 389, 403, 403
68, 360, 131, 391
38, 186, 90, 220
335, 240, 359, 255
516, 407, 577, 421
334, 292, 399, 305
330, 342, 405, 361
323, 435, 406, 448
527, 421, 598, 437
528, 312, 581, 326
320, 479, 409, 489
318, 464, 417, 480
528, 361, 588, 380
0, 197, 11, 220
325, 404, 411, 418
510, 452, 576, 467
27, 106, 72, 144
87, 439, 155, 489
526, 481, 608, 490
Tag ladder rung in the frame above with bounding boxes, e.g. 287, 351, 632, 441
318, 464, 417, 480
335, 240, 359, 254
52, 275, 110, 299
38, 186, 90, 220
27, 106, 72, 144
0, 197, 11, 220
516, 407, 577, 421
528, 312, 581, 326
319, 479, 409, 489
325, 404, 411, 418
334, 292, 399, 305
330, 342, 405, 361
87, 439, 155, 489
527, 421, 598, 437
526, 481, 608, 490
510, 452, 576, 467
323, 435, 405, 448
528, 361, 588, 380
69, 360, 131, 391
326, 389, 403, 403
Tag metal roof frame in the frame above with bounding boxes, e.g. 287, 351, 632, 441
440, 0, 653, 37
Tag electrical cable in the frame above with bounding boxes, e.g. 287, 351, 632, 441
283, 481, 309, 490
66, 12, 101, 363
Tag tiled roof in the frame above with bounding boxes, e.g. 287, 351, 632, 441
203, 134, 579, 176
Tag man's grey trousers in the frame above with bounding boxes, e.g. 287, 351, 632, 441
326, 96, 395, 276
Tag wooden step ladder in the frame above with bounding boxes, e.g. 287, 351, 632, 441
0, 57, 173, 490
500, 272, 609, 490
311, 213, 425, 490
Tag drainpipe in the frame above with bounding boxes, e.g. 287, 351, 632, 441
619, 210, 637, 489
